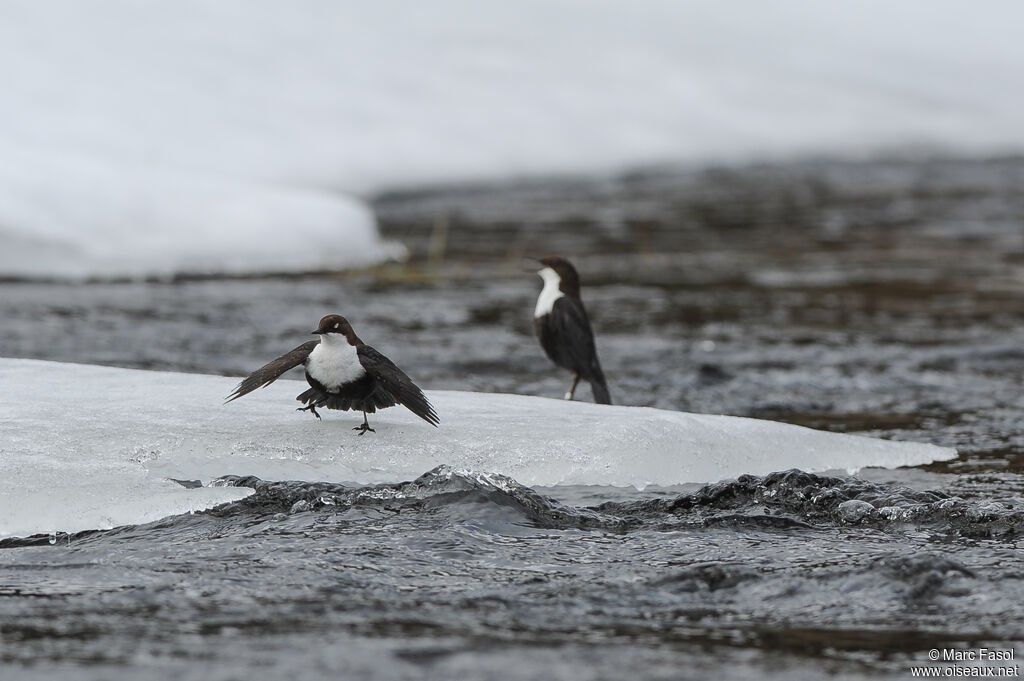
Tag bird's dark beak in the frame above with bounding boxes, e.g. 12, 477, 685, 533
520, 256, 541, 273
311, 329, 323, 335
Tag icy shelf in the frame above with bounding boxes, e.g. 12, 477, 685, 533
0, 358, 956, 539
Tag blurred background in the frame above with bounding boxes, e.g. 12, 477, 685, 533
2, 0, 1022, 277
2, 0, 1024, 466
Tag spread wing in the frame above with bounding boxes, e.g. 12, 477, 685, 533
357, 344, 439, 427
224, 340, 319, 403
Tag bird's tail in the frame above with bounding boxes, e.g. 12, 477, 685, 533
588, 361, 612, 405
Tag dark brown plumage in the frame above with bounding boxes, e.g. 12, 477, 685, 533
531, 256, 611, 405
226, 314, 438, 433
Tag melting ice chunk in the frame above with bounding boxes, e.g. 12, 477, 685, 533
0, 358, 956, 540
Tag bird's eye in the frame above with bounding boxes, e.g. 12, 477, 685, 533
334, 323, 339, 329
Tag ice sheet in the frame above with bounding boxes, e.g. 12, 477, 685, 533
0, 358, 956, 539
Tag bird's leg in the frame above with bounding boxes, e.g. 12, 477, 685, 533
353, 411, 376, 435
564, 372, 580, 401
297, 404, 321, 420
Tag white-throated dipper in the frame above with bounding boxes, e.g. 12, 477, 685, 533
530, 256, 611, 404
226, 314, 439, 434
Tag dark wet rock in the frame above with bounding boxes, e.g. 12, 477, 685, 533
213, 466, 628, 531
650, 469, 1024, 538
211, 467, 1024, 541
210, 476, 355, 514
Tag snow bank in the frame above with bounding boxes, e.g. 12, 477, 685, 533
0, 358, 956, 539
0, 145, 401, 279
2, 1, 1024, 278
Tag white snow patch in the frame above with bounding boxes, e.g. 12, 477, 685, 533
0, 357, 956, 540
0, 143, 403, 279
2, 1, 1024, 278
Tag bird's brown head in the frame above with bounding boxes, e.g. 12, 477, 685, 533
312, 314, 362, 345
536, 255, 581, 299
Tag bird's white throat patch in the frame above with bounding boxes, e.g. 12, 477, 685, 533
534, 267, 564, 317
306, 334, 365, 391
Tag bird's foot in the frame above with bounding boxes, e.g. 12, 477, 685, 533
564, 373, 580, 401
297, 404, 321, 420
353, 423, 376, 435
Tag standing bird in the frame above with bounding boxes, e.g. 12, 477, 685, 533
225, 314, 438, 434
529, 256, 611, 404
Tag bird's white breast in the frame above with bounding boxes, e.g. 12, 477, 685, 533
305, 335, 365, 391
534, 267, 564, 318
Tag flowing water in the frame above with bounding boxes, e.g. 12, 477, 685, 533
2, 157, 1024, 679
